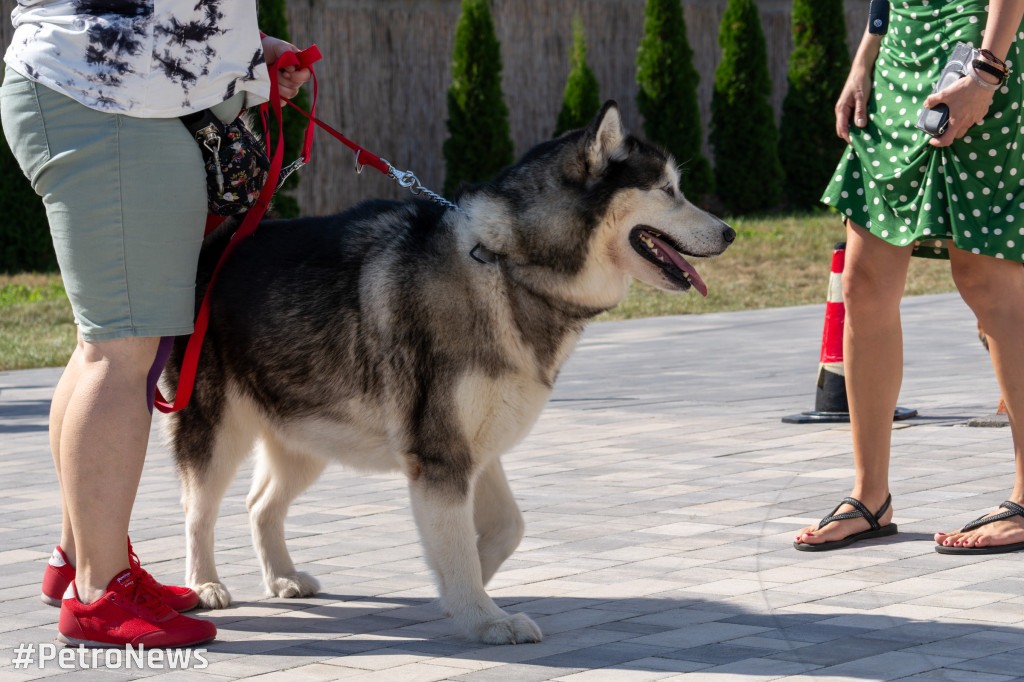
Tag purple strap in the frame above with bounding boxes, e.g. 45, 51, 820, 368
146, 336, 175, 414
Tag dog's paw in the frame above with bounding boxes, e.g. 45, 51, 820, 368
267, 572, 320, 599
194, 582, 232, 609
475, 613, 543, 645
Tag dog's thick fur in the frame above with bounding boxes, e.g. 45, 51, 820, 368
165, 102, 734, 644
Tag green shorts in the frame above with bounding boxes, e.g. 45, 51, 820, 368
1, 65, 240, 342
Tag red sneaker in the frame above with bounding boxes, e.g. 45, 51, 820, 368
58, 568, 216, 648
41, 541, 199, 612
40, 546, 74, 607
128, 540, 200, 612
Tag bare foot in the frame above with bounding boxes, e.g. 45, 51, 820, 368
795, 493, 894, 547
935, 501, 1024, 550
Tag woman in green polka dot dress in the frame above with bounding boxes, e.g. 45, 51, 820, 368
795, 1, 1024, 554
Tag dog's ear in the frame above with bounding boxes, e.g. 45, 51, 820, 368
586, 100, 627, 174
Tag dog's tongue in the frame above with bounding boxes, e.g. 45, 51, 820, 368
646, 232, 708, 297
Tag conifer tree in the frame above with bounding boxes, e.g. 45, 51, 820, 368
636, 0, 713, 202
443, 0, 515, 196
709, 0, 783, 214
258, 0, 310, 218
779, 0, 850, 210
0, 141, 54, 272
554, 15, 601, 137
0, 68, 54, 272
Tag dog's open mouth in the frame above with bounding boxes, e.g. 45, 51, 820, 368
629, 227, 708, 297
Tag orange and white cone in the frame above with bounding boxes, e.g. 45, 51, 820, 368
783, 242, 916, 424
813, 243, 847, 415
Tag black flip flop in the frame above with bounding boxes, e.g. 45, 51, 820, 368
935, 500, 1024, 555
794, 494, 898, 552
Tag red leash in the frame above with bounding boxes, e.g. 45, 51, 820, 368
154, 46, 322, 413
154, 44, 457, 413
284, 98, 465, 211
284, 99, 391, 177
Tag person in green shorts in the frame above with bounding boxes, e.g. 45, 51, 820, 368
1, 0, 311, 646
794, 0, 1024, 554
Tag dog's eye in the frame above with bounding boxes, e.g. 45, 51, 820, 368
661, 183, 675, 197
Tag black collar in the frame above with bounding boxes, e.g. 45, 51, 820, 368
470, 243, 499, 265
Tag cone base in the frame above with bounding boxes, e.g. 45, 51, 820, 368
966, 414, 1010, 428
815, 368, 849, 414
782, 407, 918, 424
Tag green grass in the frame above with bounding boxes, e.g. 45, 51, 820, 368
1, 273, 76, 371
0, 212, 959, 371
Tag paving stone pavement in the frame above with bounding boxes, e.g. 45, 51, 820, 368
2, 292, 1023, 681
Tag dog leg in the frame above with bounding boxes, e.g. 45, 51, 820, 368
473, 459, 524, 586
247, 436, 326, 599
409, 478, 541, 644
181, 444, 250, 609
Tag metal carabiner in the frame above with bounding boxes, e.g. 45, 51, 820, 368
380, 158, 467, 215
390, 168, 419, 189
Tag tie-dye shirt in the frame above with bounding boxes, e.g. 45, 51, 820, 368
5, 0, 271, 117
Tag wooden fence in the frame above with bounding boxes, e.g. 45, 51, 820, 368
1, 0, 868, 215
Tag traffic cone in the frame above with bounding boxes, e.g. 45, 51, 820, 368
783, 242, 917, 424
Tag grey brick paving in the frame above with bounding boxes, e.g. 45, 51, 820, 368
3, 293, 1024, 680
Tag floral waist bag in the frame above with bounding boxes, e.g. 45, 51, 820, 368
180, 109, 271, 217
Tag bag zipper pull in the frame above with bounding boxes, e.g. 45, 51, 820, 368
198, 124, 225, 192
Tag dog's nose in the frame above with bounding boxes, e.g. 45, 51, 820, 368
722, 224, 736, 243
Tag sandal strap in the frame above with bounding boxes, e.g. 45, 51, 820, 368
817, 494, 891, 531
960, 500, 1024, 533
1002, 500, 1024, 516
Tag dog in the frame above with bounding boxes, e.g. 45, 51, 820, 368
164, 101, 735, 644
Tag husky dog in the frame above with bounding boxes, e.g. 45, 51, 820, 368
166, 102, 734, 644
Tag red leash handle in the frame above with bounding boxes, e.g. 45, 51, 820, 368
277, 45, 321, 165
154, 45, 322, 414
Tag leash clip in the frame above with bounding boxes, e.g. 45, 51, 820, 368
353, 149, 364, 174
389, 167, 420, 189
277, 158, 307, 190
381, 158, 468, 216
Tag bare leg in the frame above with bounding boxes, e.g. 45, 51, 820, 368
936, 251, 1024, 548
49, 332, 86, 561
795, 221, 912, 545
59, 336, 160, 603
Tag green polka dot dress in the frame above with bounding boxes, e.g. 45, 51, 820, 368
821, 1, 1024, 261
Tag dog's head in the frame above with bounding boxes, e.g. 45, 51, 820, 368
462, 101, 734, 312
